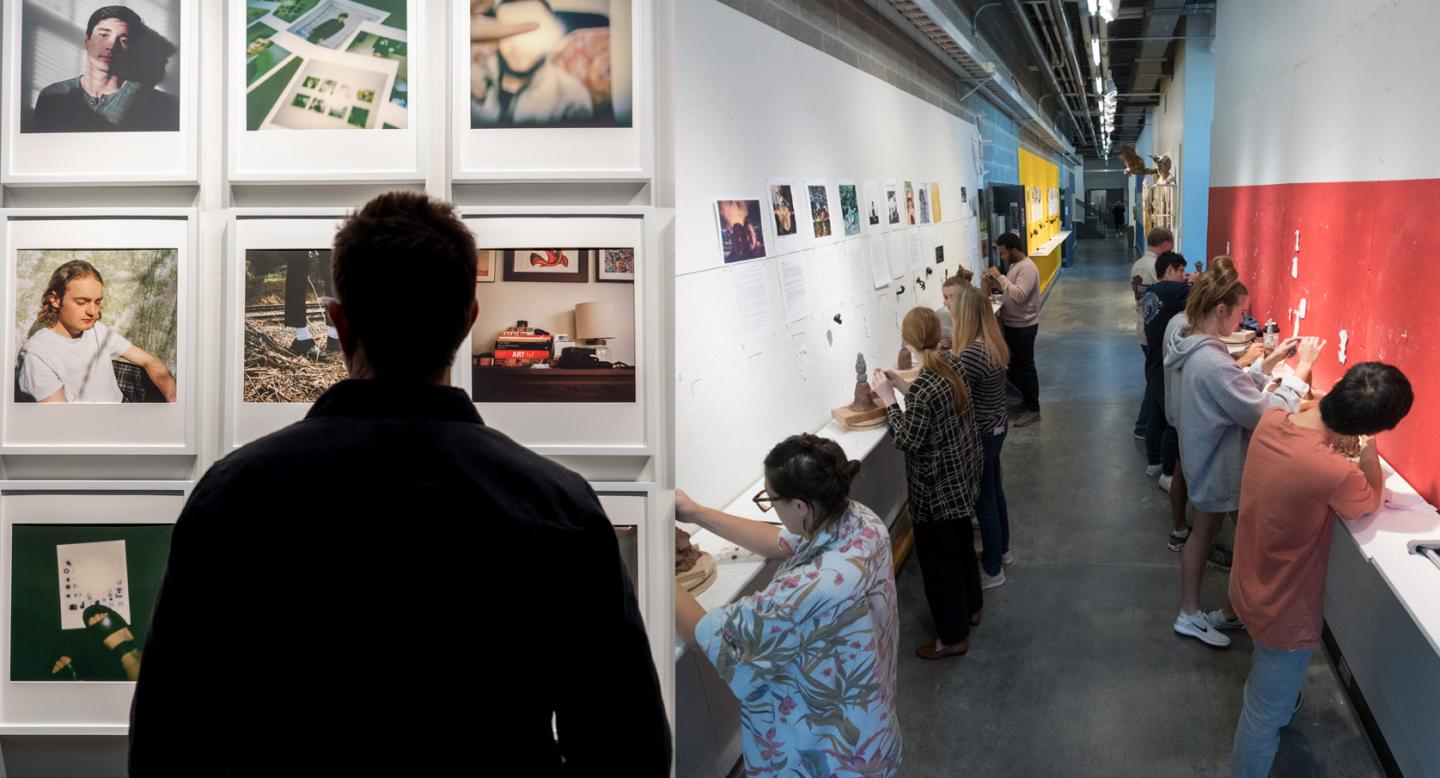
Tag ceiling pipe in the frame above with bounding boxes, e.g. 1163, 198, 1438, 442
1004, 0, 1085, 149
1048, 0, 1098, 149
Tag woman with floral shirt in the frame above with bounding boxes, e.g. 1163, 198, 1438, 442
676, 434, 902, 777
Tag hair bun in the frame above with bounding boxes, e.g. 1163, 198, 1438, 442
842, 460, 862, 480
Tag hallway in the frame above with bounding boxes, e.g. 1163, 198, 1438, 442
892, 237, 1383, 776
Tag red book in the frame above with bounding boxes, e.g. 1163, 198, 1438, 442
494, 349, 552, 360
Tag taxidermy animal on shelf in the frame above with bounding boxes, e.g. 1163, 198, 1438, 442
529, 250, 569, 267
1153, 155, 1174, 183
1120, 144, 1156, 176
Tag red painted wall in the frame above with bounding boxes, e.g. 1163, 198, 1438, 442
1208, 180, 1436, 506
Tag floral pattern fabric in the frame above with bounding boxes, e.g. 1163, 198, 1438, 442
695, 502, 902, 777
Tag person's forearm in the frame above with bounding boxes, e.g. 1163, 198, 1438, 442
675, 584, 705, 645
1360, 451, 1385, 514
1294, 360, 1314, 385
688, 504, 786, 558
149, 366, 177, 402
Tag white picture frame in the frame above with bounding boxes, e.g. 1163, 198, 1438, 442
228, 0, 423, 183
0, 480, 190, 735
1, 0, 199, 185
450, 0, 653, 181
223, 209, 350, 451
591, 480, 669, 710
0, 210, 198, 455
459, 207, 657, 458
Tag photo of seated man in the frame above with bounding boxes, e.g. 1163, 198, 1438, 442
470, 0, 633, 129
14, 257, 177, 404
24, 3, 181, 133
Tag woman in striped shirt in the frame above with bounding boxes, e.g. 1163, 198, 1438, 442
949, 285, 1013, 588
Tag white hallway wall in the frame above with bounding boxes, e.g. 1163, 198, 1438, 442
674, 0, 982, 508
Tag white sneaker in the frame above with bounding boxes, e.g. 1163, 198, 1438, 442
1173, 609, 1230, 647
1158, 474, 1173, 493
1206, 609, 1245, 631
1146, 464, 1162, 477
1001, 551, 1015, 566
980, 569, 1007, 589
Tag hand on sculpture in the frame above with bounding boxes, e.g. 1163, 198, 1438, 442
1356, 434, 1378, 464
1236, 341, 1265, 368
868, 368, 895, 401
884, 369, 910, 395
1262, 337, 1301, 374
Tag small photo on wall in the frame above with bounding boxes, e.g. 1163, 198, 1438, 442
468, 0, 633, 129
885, 183, 900, 226
242, 249, 345, 404
930, 184, 942, 221
863, 181, 882, 228
245, 0, 410, 131
715, 200, 767, 263
769, 183, 797, 238
11, 250, 178, 404
476, 248, 496, 282
903, 181, 916, 225
9, 523, 173, 683
808, 184, 832, 238
838, 182, 860, 237
917, 184, 931, 224
17, 1, 182, 133
598, 248, 635, 282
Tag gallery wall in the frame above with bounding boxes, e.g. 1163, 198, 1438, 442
674, 0, 981, 508
1148, 24, 1214, 261
1206, 0, 1438, 507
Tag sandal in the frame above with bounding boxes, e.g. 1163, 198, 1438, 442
83, 604, 139, 658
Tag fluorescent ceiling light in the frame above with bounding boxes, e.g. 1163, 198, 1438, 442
1095, 76, 1103, 93
1091, 37, 1101, 66
1087, 0, 1098, 15
1100, 0, 1115, 22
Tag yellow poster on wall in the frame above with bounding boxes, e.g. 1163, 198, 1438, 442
1017, 147, 1062, 293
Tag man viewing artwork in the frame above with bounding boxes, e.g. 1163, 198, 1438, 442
27, 4, 180, 133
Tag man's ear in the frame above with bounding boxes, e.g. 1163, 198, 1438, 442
326, 298, 350, 352
467, 297, 479, 331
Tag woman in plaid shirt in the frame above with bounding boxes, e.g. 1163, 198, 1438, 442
871, 307, 985, 660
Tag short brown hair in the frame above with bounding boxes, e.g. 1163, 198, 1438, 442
1146, 227, 1174, 248
332, 192, 477, 379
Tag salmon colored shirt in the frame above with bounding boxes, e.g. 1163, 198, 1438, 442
1230, 409, 1377, 649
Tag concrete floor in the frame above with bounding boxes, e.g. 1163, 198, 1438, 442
892, 236, 1383, 777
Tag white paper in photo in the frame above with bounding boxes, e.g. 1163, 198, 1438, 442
813, 245, 846, 310
777, 253, 811, 324
862, 181, 883, 232
883, 181, 901, 230
766, 178, 802, 249
55, 540, 130, 631
866, 236, 890, 290
886, 233, 907, 279
804, 180, 835, 242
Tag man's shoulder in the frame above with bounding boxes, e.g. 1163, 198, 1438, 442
38, 78, 80, 98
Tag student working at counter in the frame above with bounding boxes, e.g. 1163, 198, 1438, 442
675, 434, 903, 777
1228, 362, 1412, 776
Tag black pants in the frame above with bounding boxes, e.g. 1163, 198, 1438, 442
1003, 323, 1040, 412
284, 250, 334, 330
1145, 367, 1180, 476
913, 519, 983, 645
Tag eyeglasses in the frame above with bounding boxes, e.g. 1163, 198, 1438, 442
752, 489, 781, 513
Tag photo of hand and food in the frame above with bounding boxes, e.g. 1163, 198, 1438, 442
12, 250, 178, 404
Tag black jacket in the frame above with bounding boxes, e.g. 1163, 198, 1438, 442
129, 380, 670, 776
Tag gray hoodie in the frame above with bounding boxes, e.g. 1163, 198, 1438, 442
1163, 324, 1309, 513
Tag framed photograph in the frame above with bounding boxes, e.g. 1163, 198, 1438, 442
461, 210, 653, 456
224, 210, 349, 450
453, 0, 653, 181
806, 181, 832, 240
229, 0, 423, 182
715, 199, 767, 264
916, 182, 931, 224
500, 249, 590, 283
0, 211, 196, 455
930, 183, 942, 222
0, 481, 189, 734
476, 248, 496, 283
1, 0, 198, 184
903, 181, 916, 225
597, 248, 635, 283
837, 181, 860, 237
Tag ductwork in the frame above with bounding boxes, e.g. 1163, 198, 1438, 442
1003, 0, 1084, 148
1129, 0, 1188, 96
1047, 0, 1097, 149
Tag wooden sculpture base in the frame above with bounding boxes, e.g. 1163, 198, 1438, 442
677, 552, 717, 595
832, 404, 888, 429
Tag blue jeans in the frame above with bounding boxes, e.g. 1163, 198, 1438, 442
1230, 641, 1313, 777
1135, 345, 1152, 438
976, 427, 1010, 577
